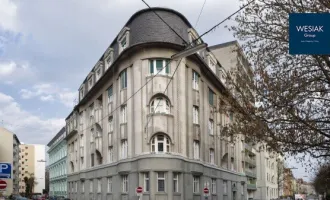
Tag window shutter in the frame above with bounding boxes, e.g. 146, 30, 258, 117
150, 60, 154, 74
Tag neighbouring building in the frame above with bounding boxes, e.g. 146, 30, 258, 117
0, 127, 20, 196
47, 127, 67, 198
19, 144, 46, 194
255, 147, 280, 200
243, 143, 258, 200
65, 7, 248, 200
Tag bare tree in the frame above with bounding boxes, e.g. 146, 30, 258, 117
220, 0, 330, 165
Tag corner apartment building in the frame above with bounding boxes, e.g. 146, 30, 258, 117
19, 144, 46, 194
65, 7, 248, 200
0, 127, 20, 196
47, 127, 67, 197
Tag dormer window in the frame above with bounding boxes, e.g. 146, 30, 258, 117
79, 87, 84, 101
95, 65, 102, 82
209, 56, 216, 74
118, 27, 130, 54
104, 48, 114, 71
88, 76, 93, 91
188, 28, 202, 47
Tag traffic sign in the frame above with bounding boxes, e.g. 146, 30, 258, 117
203, 187, 209, 194
0, 180, 7, 190
0, 163, 11, 179
136, 186, 143, 193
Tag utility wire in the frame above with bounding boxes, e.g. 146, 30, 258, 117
144, 58, 183, 132
141, 0, 188, 46
195, 0, 207, 28
192, 0, 255, 45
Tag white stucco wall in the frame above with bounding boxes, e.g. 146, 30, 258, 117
33, 144, 46, 193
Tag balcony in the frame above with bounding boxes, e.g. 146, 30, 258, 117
247, 183, 257, 190
245, 156, 256, 166
245, 170, 257, 178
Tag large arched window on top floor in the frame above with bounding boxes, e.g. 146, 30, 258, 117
150, 96, 170, 114
151, 134, 170, 153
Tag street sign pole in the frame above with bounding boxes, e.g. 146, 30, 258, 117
136, 186, 143, 200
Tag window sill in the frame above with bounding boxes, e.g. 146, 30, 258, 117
106, 192, 113, 194
121, 192, 129, 195
147, 74, 172, 79
155, 192, 167, 195
173, 192, 181, 195
120, 88, 127, 92
147, 113, 173, 117
192, 89, 199, 92
193, 193, 201, 196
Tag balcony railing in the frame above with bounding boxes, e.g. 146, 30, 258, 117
247, 183, 257, 190
245, 170, 257, 178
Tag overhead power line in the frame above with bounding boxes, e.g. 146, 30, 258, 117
195, 0, 207, 28
192, 0, 255, 44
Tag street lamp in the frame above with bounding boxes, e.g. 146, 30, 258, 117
171, 43, 208, 60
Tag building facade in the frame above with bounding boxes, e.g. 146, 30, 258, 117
255, 147, 280, 200
47, 127, 67, 197
65, 7, 248, 200
0, 127, 20, 196
19, 144, 46, 194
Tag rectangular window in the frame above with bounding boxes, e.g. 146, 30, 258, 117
193, 176, 200, 193
193, 106, 199, 124
241, 183, 244, 195
75, 182, 78, 192
107, 86, 113, 103
144, 173, 150, 192
209, 88, 214, 105
121, 37, 127, 49
193, 140, 200, 159
108, 147, 113, 163
80, 89, 84, 100
89, 180, 93, 193
208, 119, 214, 135
122, 175, 128, 193
121, 140, 128, 159
223, 180, 227, 194
120, 69, 127, 89
157, 172, 165, 192
212, 179, 216, 194
108, 117, 113, 132
121, 105, 127, 123
91, 153, 94, 167
210, 149, 215, 164
149, 59, 170, 75
173, 173, 179, 193
97, 179, 101, 193
106, 55, 112, 68
192, 70, 199, 90
107, 177, 112, 193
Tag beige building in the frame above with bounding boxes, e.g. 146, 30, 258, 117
19, 144, 46, 194
65, 7, 248, 200
0, 127, 20, 196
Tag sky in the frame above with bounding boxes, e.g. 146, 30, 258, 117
0, 0, 311, 181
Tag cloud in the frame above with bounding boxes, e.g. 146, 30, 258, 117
0, 61, 35, 84
0, 0, 18, 31
0, 92, 64, 144
20, 83, 77, 107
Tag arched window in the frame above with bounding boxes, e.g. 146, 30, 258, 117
151, 134, 170, 153
150, 97, 170, 114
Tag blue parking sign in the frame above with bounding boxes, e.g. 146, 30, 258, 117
0, 163, 11, 179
